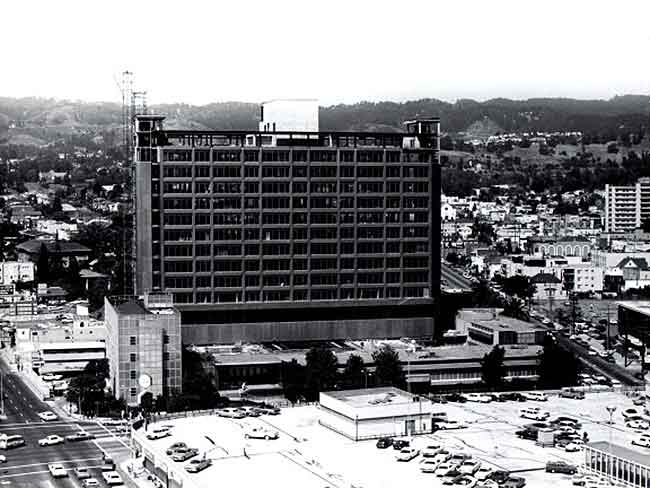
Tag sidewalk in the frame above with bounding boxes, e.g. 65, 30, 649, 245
120, 459, 164, 488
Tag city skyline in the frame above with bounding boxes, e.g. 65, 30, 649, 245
4, 0, 650, 106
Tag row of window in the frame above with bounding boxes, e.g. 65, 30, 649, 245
170, 286, 431, 304
159, 196, 430, 210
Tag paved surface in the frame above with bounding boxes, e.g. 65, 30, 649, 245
440, 263, 472, 290
0, 356, 134, 488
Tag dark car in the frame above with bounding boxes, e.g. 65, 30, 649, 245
392, 439, 410, 450
376, 437, 393, 449
503, 476, 526, 487
546, 461, 577, 474
65, 432, 96, 442
445, 393, 467, 403
166, 442, 188, 455
559, 389, 585, 400
100, 457, 115, 472
171, 448, 199, 462
500, 392, 526, 402
489, 470, 511, 484
515, 430, 537, 440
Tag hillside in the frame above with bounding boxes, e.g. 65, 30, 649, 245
1, 95, 649, 147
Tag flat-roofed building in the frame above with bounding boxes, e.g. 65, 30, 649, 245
133, 109, 441, 344
456, 309, 547, 346
36, 341, 105, 374
583, 441, 650, 487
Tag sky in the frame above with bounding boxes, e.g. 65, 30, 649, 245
3, 0, 650, 106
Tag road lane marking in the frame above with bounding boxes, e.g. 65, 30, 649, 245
0, 458, 105, 471
90, 422, 132, 451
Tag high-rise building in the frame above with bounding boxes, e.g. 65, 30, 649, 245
133, 102, 441, 344
605, 177, 650, 232
104, 293, 182, 406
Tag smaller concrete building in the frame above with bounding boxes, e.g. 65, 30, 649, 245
36, 341, 105, 374
457, 309, 547, 346
319, 387, 443, 440
583, 441, 650, 487
0, 261, 35, 285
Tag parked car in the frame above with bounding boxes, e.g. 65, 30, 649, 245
101, 471, 123, 486
48, 463, 67, 478
376, 437, 393, 449
500, 392, 526, 402
185, 458, 212, 473
240, 406, 262, 417
520, 408, 549, 421
546, 461, 578, 474
166, 442, 188, 455
435, 463, 459, 477
74, 467, 91, 479
627, 420, 649, 430
66, 432, 95, 442
572, 474, 603, 486
475, 466, 493, 481
395, 447, 419, 462
146, 427, 171, 440
82, 478, 100, 488
244, 427, 279, 440
392, 439, 410, 450
255, 405, 280, 415
420, 458, 441, 473
38, 411, 58, 421
503, 476, 526, 488
622, 408, 641, 419
39, 435, 64, 446
433, 450, 451, 464
515, 430, 537, 441
422, 444, 443, 457
101, 457, 116, 472
218, 408, 246, 419
435, 420, 466, 430
521, 392, 548, 402
488, 470, 511, 484
453, 475, 478, 487
559, 389, 585, 400
463, 393, 492, 403
459, 459, 481, 475
631, 437, 650, 448
171, 447, 199, 462
564, 442, 583, 452
444, 393, 467, 403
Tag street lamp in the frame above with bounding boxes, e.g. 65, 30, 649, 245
605, 406, 616, 482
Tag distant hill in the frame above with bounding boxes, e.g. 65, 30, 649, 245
1, 95, 649, 147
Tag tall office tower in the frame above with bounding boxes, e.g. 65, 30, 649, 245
134, 101, 441, 344
605, 177, 650, 232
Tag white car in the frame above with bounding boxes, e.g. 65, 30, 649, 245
463, 393, 492, 403
454, 475, 478, 487
101, 471, 124, 486
564, 442, 583, 452
435, 463, 458, 476
459, 459, 481, 475
478, 480, 499, 488
433, 451, 451, 464
420, 459, 441, 473
522, 392, 548, 401
42, 374, 63, 382
554, 426, 578, 435
396, 447, 419, 462
0, 455, 6, 463
39, 435, 64, 446
520, 409, 550, 421
244, 427, 279, 440
83, 479, 101, 488
422, 444, 443, 457
436, 420, 466, 430
572, 474, 603, 486
48, 463, 67, 478
475, 466, 493, 481
38, 411, 58, 421
627, 420, 649, 430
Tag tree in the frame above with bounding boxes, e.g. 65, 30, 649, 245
372, 345, 404, 388
304, 347, 338, 400
281, 359, 306, 404
36, 243, 49, 283
481, 345, 505, 389
502, 275, 536, 302
181, 348, 220, 410
140, 392, 153, 413
502, 298, 528, 320
538, 335, 581, 388
342, 354, 366, 389
67, 256, 82, 299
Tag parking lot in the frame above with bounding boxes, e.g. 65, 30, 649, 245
134, 391, 650, 488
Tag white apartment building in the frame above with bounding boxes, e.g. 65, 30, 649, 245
0, 261, 35, 285
605, 177, 650, 232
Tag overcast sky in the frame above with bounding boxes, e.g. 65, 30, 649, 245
4, 0, 650, 106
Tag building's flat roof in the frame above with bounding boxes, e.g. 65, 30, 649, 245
322, 387, 415, 408
39, 341, 106, 350
616, 301, 650, 315
471, 316, 546, 333
587, 441, 650, 468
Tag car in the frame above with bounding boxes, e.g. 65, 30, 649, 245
66, 432, 95, 442
445, 393, 467, 403
631, 437, 650, 448
396, 447, 419, 462
500, 392, 526, 402
185, 457, 212, 473
503, 476, 526, 488
554, 425, 578, 435
434, 462, 457, 476
564, 442, 583, 452
255, 405, 280, 415
166, 442, 188, 455
244, 427, 279, 440
218, 408, 246, 419
463, 393, 492, 403
433, 450, 452, 464
488, 470, 511, 484
0, 455, 5, 463
42, 374, 63, 382
622, 408, 641, 419
101, 471, 123, 486
171, 447, 199, 462
82, 479, 100, 488
633, 397, 646, 406
39, 435, 64, 446
546, 461, 578, 474
627, 420, 650, 430
392, 439, 410, 450
572, 474, 604, 486
420, 458, 441, 473
459, 459, 481, 475
146, 427, 172, 440
453, 475, 478, 487
559, 389, 585, 400
48, 463, 67, 478
520, 408, 549, 421
240, 406, 262, 417
475, 466, 493, 481
101, 457, 116, 471
478, 481, 499, 488
74, 467, 91, 479
435, 420, 466, 430
440, 470, 463, 484
422, 443, 443, 457
376, 437, 393, 449
521, 392, 548, 401
515, 430, 537, 440
38, 411, 58, 421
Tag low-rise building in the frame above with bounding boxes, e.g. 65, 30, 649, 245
456, 309, 547, 346
583, 441, 650, 488
35, 341, 106, 374
531, 272, 566, 301
15, 239, 91, 267
0, 261, 35, 285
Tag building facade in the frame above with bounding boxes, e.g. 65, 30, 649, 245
104, 294, 182, 406
584, 441, 650, 488
133, 107, 441, 344
0, 261, 34, 285
605, 178, 650, 233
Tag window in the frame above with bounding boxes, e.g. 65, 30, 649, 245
130, 336, 136, 346
130, 353, 136, 362
130, 388, 137, 397
130, 370, 137, 380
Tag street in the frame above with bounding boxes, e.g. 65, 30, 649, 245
440, 263, 473, 290
0, 357, 134, 488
